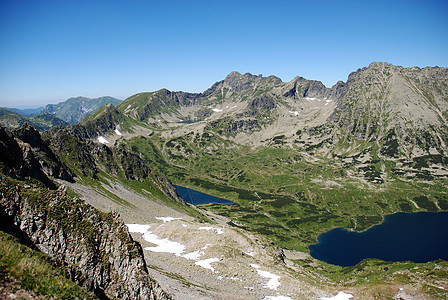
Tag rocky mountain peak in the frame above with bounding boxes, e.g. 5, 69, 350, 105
220, 72, 282, 95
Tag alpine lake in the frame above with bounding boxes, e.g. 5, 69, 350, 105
309, 211, 448, 266
174, 185, 235, 205
174, 186, 448, 267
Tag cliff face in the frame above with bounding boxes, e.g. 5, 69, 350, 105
0, 124, 59, 189
0, 178, 171, 299
0, 123, 183, 299
48, 124, 185, 204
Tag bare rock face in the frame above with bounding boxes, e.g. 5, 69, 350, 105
0, 124, 59, 189
46, 121, 186, 205
14, 123, 75, 182
330, 62, 448, 158
0, 180, 171, 300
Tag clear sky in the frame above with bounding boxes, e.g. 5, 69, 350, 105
0, 0, 447, 107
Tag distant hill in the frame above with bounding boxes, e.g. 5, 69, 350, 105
0, 108, 67, 130
3, 107, 44, 116
41, 96, 122, 124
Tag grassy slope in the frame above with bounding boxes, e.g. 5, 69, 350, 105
119, 130, 447, 250
0, 231, 97, 299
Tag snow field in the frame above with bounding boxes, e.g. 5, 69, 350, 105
250, 263, 281, 290
318, 291, 353, 300
199, 226, 223, 234
126, 221, 221, 272
98, 136, 109, 144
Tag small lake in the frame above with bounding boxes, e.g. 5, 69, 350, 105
309, 212, 448, 267
174, 185, 234, 205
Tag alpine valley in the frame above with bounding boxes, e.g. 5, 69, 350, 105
1, 62, 448, 299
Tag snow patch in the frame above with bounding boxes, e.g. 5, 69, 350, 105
155, 216, 182, 223
127, 224, 186, 255
212, 108, 222, 112
127, 224, 217, 266
98, 136, 109, 144
126, 224, 150, 234
245, 251, 255, 256
143, 231, 186, 254
305, 97, 320, 101
288, 111, 299, 116
195, 257, 220, 271
179, 250, 203, 260
318, 291, 353, 300
199, 226, 223, 234
257, 270, 281, 290
251, 264, 281, 290
202, 244, 211, 250
114, 128, 122, 136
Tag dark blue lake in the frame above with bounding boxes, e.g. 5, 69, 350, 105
174, 185, 234, 205
309, 212, 448, 267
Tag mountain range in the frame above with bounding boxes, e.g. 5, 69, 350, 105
40, 96, 122, 124
1, 96, 122, 130
1, 62, 447, 299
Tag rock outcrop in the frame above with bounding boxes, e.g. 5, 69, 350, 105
48, 123, 186, 204
0, 124, 59, 189
14, 123, 75, 183
0, 178, 171, 299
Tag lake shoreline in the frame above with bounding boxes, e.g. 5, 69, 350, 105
309, 211, 448, 267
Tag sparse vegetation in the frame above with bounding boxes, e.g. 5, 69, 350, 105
0, 231, 97, 299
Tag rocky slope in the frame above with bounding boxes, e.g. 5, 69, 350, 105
2, 62, 446, 299
110, 62, 448, 182
0, 177, 170, 299
0, 122, 193, 298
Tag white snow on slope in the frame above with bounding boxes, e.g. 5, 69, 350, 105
212, 108, 223, 112
179, 250, 203, 260
114, 128, 122, 136
305, 97, 319, 101
318, 291, 353, 300
126, 224, 215, 262
156, 216, 182, 223
199, 226, 223, 234
98, 136, 109, 144
288, 111, 299, 116
250, 264, 281, 290
257, 270, 281, 290
126, 224, 186, 255
143, 231, 186, 254
127, 224, 150, 234
196, 257, 220, 271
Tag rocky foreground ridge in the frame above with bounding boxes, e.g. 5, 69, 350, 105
0, 124, 176, 299
0, 180, 170, 299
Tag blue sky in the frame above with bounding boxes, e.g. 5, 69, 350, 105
0, 0, 447, 107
